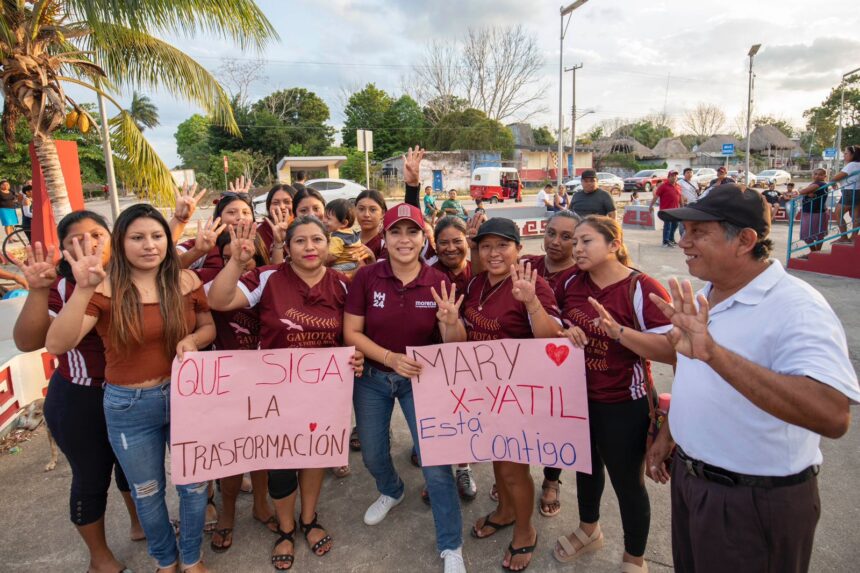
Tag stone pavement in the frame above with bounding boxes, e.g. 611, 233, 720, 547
1, 221, 859, 572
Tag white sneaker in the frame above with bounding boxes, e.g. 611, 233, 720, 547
441, 547, 467, 573
363, 493, 405, 525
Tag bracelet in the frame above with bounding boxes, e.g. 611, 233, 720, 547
615, 326, 625, 343
383, 350, 390, 367
273, 242, 285, 250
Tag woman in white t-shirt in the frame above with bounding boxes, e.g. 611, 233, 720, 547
833, 145, 860, 241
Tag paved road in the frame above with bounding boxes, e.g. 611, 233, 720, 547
0, 213, 857, 572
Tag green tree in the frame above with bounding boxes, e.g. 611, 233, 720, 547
620, 120, 673, 149
0, 0, 276, 222
342, 84, 394, 150
803, 75, 860, 153
207, 149, 271, 189
175, 114, 213, 173
533, 125, 556, 146
129, 92, 159, 132
381, 95, 427, 158
429, 109, 514, 157
754, 115, 795, 138
249, 88, 335, 157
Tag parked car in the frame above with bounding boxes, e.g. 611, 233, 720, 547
623, 169, 669, 192
563, 176, 581, 193
690, 168, 718, 187
569, 172, 624, 196
469, 167, 522, 203
753, 170, 791, 187
252, 178, 366, 217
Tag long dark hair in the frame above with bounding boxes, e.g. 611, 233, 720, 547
214, 193, 254, 220
265, 184, 297, 213
356, 189, 387, 212
293, 188, 326, 213
56, 210, 110, 281
108, 204, 187, 359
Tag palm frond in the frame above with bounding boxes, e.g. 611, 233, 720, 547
84, 23, 238, 134
67, 0, 277, 50
109, 109, 174, 205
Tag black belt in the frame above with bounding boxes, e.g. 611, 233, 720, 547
676, 447, 818, 489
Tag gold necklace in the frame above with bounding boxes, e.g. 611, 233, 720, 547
478, 275, 510, 311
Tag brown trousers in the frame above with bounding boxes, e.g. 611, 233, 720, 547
671, 452, 820, 573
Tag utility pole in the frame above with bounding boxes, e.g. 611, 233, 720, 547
558, 1, 589, 190
565, 63, 583, 178
835, 66, 860, 172
745, 44, 761, 186
97, 93, 120, 222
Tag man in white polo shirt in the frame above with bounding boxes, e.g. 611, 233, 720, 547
644, 184, 859, 573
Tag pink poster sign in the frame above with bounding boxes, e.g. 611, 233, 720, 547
407, 338, 591, 472
169, 347, 354, 485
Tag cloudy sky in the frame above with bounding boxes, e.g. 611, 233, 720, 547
105, 0, 860, 167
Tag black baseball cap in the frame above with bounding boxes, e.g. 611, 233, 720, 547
581, 169, 597, 179
474, 218, 521, 244
658, 183, 769, 236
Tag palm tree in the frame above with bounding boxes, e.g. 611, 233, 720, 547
0, 1, 276, 223
129, 91, 159, 132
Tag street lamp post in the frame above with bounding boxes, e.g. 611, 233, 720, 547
835, 66, 860, 172
559, 0, 589, 190
566, 63, 583, 178
744, 44, 761, 186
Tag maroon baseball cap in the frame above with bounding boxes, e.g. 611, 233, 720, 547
668, 170, 679, 176
383, 202, 425, 231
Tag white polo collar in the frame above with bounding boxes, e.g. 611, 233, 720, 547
705, 259, 785, 312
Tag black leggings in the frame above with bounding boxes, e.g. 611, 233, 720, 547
576, 398, 651, 557
268, 469, 298, 500
43, 371, 130, 526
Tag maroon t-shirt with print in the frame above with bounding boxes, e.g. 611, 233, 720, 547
345, 260, 449, 371
521, 254, 578, 299
48, 277, 106, 386
365, 232, 386, 261
196, 268, 261, 350
239, 264, 348, 349
558, 271, 671, 403
461, 272, 561, 341
432, 260, 472, 297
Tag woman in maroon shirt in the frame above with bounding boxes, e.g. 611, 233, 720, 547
519, 210, 579, 516
466, 218, 564, 572
13, 212, 142, 573
355, 189, 387, 262
207, 216, 363, 570
552, 216, 674, 573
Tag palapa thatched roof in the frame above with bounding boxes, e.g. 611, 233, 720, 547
743, 124, 796, 151
593, 137, 655, 158
696, 134, 742, 154
652, 137, 694, 159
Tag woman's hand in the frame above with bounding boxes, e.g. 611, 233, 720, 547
350, 244, 375, 264
194, 217, 227, 254
62, 234, 106, 289
402, 146, 426, 187
228, 175, 253, 195
588, 296, 623, 339
466, 213, 486, 248
349, 350, 365, 378
229, 219, 257, 265
510, 260, 537, 305
431, 281, 464, 327
388, 352, 423, 378
18, 242, 56, 290
266, 206, 290, 244
562, 326, 589, 349
173, 183, 207, 223
176, 335, 198, 361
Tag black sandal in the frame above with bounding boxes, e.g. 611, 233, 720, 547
502, 535, 538, 571
203, 495, 217, 533
349, 426, 361, 451
210, 527, 233, 553
471, 512, 515, 539
271, 527, 296, 570
299, 513, 332, 556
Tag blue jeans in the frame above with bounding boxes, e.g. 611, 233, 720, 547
103, 382, 208, 568
663, 220, 679, 244
354, 365, 463, 552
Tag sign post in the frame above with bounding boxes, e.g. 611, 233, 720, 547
356, 129, 373, 187
721, 143, 735, 169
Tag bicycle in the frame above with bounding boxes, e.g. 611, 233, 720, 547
2, 224, 31, 265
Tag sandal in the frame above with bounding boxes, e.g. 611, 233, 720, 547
349, 426, 361, 451
271, 526, 296, 570
254, 514, 280, 533
203, 495, 217, 533
210, 528, 233, 553
299, 512, 333, 556
553, 526, 604, 563
503, 535, 538, 571
490, 482, 499, 502
420, 487, 431, 506
621, 562, 649, 572
471, 512, 514, 539
539, 479, 561, 517
331, 465, 351, 478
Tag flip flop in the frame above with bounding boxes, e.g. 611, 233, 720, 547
210, 528, 233, 553
203, 495, 218, 534
255, 514, 280, 533
471, 512, 514, 539
503, 535, 538, 571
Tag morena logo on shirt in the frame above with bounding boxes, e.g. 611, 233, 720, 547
415, 300, 437, 309
373, 291, 386, 308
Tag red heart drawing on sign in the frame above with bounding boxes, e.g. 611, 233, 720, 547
309, 423, 317, 432
545, 343, 569, 366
